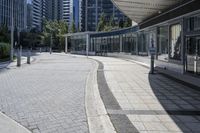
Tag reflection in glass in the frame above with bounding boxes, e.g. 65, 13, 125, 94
169, 24, 182, 60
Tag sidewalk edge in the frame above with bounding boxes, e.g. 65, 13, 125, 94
85, 58, 116, 133
0, 112, 31, 133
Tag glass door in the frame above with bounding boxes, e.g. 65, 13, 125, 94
186, 36, 200, 75
186, 37, 196, 73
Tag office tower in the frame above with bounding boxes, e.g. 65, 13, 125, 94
62, 0, 71, 23
0, 0, 27, 31
47, 0, 62, 21
27, 3, 32, 30
79, 0, 85, 31
32, 0, 47, 31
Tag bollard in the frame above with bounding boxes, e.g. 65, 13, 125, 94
40, 48, 42, 53
17, 46, 22, 67
150, 54, 154, 74
50, 47, 52, 54
27, 49, 31, 64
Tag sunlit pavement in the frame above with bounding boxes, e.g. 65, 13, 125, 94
1, 53, 200, 133
91, 56, 200, 133
0, 53, 94, 133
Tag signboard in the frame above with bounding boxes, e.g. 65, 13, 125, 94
149, 47, 156, 55
149, 32, 156, 55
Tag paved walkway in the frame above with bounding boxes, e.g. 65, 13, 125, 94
0, 53, 94, 133
91, 56, 200, 133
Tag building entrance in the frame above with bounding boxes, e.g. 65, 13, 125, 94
186, 36, 200, 75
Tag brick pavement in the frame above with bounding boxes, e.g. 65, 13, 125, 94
91, 56, 200, 133
0, 53, 94, 133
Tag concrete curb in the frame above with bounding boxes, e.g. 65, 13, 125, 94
0, 112, 31, 133
85, 59, 116, 133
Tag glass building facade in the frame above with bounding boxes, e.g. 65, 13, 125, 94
66, 12, 200, 76
0, 0, 26, 31
81, 0, 128, 31
66, 2, 200, 76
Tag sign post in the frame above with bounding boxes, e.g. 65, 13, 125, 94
149, 33, 156, 74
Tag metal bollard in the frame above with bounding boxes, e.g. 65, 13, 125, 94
150, 54, 154, 74
50, 47, 52, 54
27, 49, 31, 64
17, 46, 22, 67
40, 48, 42, 53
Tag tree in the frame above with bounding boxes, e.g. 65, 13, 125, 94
119, 19, 124, 28
43, 20, 68, 51
0, 24, 10, 43
70, 20, 76, 33
57, 20, 68, 50
24, 28, 43, 49
123, 18, 132, 28
96, 13, 106, 31
109, 15, 115, 27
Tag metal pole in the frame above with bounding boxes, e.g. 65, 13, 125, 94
86, 34, 89, 58
27, 48, 31, 64
150, 54, 154, 74
10, 0, 14, 61
65, 37, 68, 54
50, 34, 52, 54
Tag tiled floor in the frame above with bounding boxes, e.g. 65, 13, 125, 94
92, 56, 200, 133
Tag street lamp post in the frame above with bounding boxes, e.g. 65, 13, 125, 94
10, 0, 14, 61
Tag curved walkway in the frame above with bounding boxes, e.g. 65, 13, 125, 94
0, 53, 93, 133
91, 56, 200, 133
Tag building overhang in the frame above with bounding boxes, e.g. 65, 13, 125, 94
111, 0, 193, 25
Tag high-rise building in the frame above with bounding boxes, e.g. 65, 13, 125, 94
62, 0, 71, 23
79, 0, 84, 31
0, 0, 27, 31
46, 0, 62, 21
28, 0, 78, 31
80, 0, 128, 31
31, 0, 47, 31
27, 3, 32, 30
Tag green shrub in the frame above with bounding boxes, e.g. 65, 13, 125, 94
0, 43, 10, 59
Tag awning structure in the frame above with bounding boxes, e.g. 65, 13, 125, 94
111, 0, 188, 24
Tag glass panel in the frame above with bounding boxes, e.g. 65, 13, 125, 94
186, 37, 196, 73
113, 35, 120, 52
138, 32, 148, 55
197, 38, 200, 75
157, 26, 169, 61
169, 24, 182, 60
186, 14, 200, 32
131, 36, 137, 55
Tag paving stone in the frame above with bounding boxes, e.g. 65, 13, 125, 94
0, 54, 92, 133
91, 56, 200, 133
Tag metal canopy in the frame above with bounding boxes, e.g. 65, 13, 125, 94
111, 0, 186, 23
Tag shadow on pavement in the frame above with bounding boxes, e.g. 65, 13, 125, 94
148, 73, 200, 133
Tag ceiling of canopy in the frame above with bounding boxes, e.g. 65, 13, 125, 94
111, 0, 188, 23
